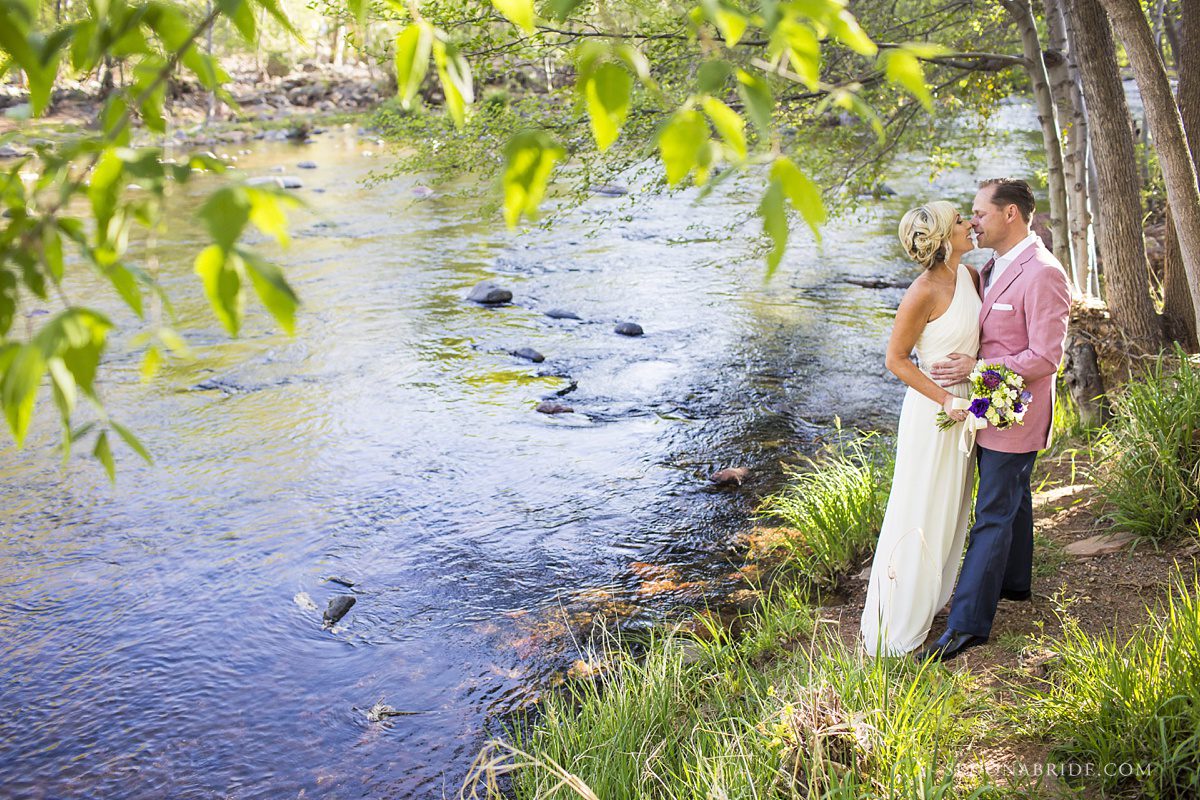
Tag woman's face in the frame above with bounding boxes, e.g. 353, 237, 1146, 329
948, 210, 975, 255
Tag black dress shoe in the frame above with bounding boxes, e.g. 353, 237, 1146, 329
914, 629, 988, 663
1000, 588, 1032, 601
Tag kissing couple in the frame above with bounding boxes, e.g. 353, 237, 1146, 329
859, 178, 1072, 662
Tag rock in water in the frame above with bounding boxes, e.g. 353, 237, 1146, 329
297, 161, 318, 169
710, 467, 750, 486
536, 401, 574, 414
512, 347, 545, 363
614, 322, 644, 336
411, 185, 435, 199
323, 595, 356, 627
591, 184, 629, 197
545, 308, 582, 320
467, 281, 513, 305
278, 176, 303, 189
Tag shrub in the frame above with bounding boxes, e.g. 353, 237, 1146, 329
1095, 346, 1200, 541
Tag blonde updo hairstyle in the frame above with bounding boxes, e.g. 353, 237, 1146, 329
897, 200, 957, 270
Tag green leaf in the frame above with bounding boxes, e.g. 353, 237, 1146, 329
714, 9, 747, 47
883, 49, 932, 110
615, 44, 652, 86
583, 62, 631, 152
93, 430, 115, 482
0, 269, 17, 335
218, 0, 257, 42
42, 225, 64, 283
501, 129, 565, 228
0, 343, 45, 447
701, 96, 746, 160
758, 179, 788, 278
245, 187, 296, 246
433, 38, 474, 128
394, 23, 433, 108
770, 156, 825, 238
240, 249, 298, 335
492, 0, 535, 32
89, 148, 124, 238
657, 109, 710, 186
829, 9, 876, 56
194, 244, 244, 335
34, 309, 110, 398
46, 356, 77, 418
345, 0, 366, 28
157, 327, 191, 358
111, 420, 152, 464
775, 18, 820, 88
133, 56, 168, 133
140, 344, 162, 382
199, 187, 251, 251
546, 0, 586, 20
736, 69, 773, 138
697, 60, 732, 94
106, 262, 144, 317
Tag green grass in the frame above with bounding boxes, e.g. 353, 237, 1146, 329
753, 429, 894, 589
1015, 571, 1200, 798
1095, 346, 1200, 542
467, 595, 994, 799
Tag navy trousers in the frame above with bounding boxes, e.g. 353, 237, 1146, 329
947, 446, 1037, 638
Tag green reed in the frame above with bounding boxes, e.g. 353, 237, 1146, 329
466, 591, 992, 800
1015, 570, 1200, 799
1095, 346, 1200, 541
754, 428, 894, 588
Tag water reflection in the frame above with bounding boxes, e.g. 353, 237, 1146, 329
0, 101, 1040, 797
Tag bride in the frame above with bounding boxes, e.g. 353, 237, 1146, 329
860, 200, 982, 657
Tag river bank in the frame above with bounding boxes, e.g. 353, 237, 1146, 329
474, 356, 1200, 798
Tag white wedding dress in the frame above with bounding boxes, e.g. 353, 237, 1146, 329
860, 263, 982, 657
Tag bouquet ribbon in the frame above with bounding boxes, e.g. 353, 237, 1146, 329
952, 397, 987, 454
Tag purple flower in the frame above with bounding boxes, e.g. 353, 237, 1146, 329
969, 398, 991, 417
1020, 390, 1032, 403
981, 370, 1003, 390
1014, 402, 1024, 414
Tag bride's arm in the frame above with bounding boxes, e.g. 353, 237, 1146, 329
886, 281, 967, 420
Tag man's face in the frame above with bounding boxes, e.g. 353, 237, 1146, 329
971, 186, 1009, 250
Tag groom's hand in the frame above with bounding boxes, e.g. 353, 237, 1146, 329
930, 353, 975, 386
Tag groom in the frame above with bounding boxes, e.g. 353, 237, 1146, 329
917, 178, 1072, 662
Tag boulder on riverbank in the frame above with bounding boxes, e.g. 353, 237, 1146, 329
614, 322, 644, 337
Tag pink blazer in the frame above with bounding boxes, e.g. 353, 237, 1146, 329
975, 239, 1072, 453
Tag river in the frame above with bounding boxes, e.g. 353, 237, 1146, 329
0, 100, 1040, 798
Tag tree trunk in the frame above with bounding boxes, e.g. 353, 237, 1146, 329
1162, 0, 1200, 350
1064, 0, 1163, 351
1100, 0, 1200, 345
1163, 206, 1199, 348
1063, 326, 1109, 426
1046, 0, 1094, 295
1001, 0, 1072, 276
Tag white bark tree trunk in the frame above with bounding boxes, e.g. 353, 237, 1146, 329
1046, 0, 1094, 295
1000, 0, 1072, 275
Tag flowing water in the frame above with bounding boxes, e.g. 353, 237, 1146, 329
0, 102, 1041, 798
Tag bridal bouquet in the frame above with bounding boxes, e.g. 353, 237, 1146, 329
936, 362, 1032, 431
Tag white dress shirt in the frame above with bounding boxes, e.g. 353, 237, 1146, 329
986, 232, 1040, 292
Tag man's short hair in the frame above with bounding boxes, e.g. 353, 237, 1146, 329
980, 178, 1036, 222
